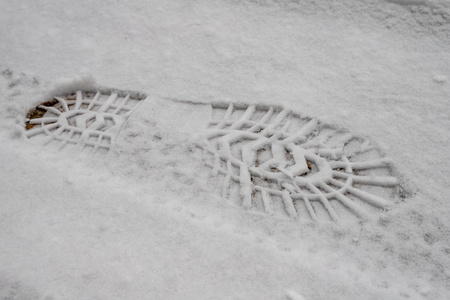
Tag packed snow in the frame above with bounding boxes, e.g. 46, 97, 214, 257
1, 0, 449, 299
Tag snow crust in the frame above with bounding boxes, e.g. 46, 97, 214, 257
1, 0, 450, 299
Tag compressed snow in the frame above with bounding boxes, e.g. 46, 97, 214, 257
387, 0, 427, 5
1, 0, 450, 299
286, 290, 307, 300
433, 75, 448, 83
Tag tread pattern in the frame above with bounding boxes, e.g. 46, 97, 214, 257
25, 91, 143, 152
199, 103, 398, 221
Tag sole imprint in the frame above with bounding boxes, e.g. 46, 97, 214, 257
198, 103, 399, 221
25, 90, 146, 153
23, 90, 401, 221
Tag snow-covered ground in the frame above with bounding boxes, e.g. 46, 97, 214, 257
1, 0, 449, 299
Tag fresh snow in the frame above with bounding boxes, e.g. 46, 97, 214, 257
1, 0, 450, 299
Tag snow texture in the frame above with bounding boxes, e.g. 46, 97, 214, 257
1, 0, 450, 299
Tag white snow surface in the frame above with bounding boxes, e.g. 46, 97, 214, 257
1, 0, 450, 299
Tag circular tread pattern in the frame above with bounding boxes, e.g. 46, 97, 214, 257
25, 91, 144, 153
